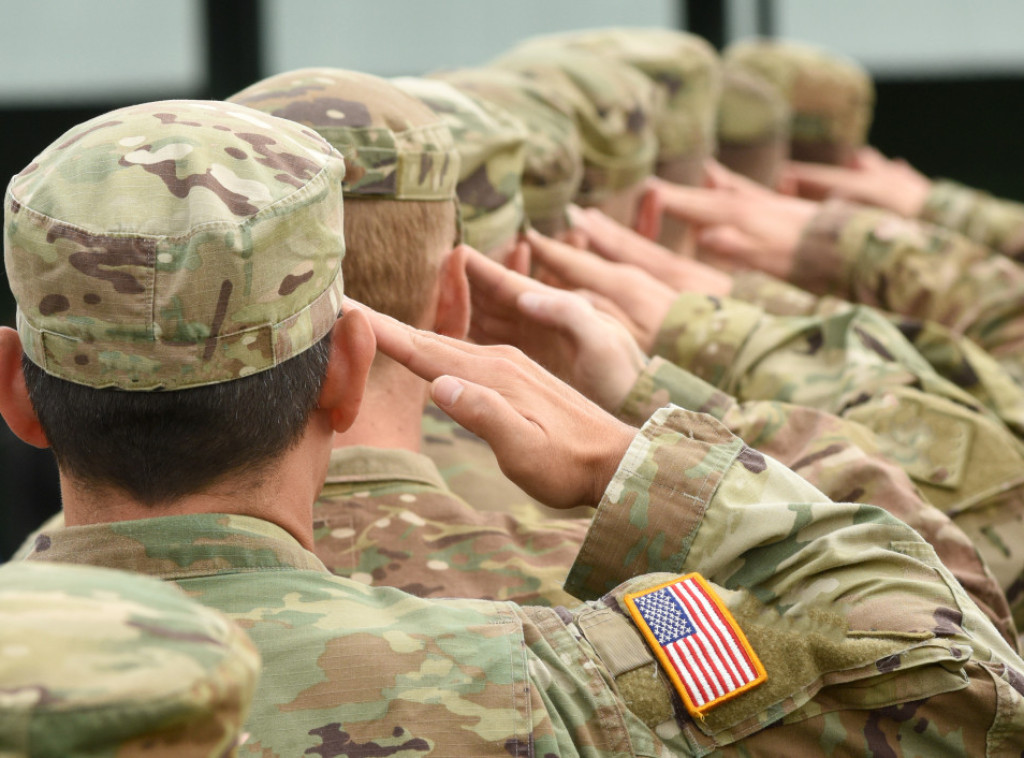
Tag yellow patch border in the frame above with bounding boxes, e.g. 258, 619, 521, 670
624, 573, 767, 718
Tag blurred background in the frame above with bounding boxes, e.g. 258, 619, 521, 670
2, 0, 1023, 556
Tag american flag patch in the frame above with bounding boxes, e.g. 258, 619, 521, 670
624, 574, 766, 717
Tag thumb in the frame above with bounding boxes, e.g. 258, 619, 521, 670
430, 374, 527, 454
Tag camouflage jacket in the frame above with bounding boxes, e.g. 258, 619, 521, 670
783, 199, 1024, 385
620, 357, 1018, 649
921, 179, 1024, 262
18, 407, 1024, 756
312, 445, 588, 606
654, 292, 1024, 634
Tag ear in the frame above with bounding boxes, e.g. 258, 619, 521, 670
634, 186, 663, 241
432, 244, 470, 340
317, 310, 376, 434
0, 328, 49, 448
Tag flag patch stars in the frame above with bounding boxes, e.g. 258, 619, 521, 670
625, 573, 767, 717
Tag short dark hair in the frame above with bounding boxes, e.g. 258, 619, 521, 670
21, 333, 332, 506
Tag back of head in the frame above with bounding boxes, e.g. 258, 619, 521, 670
393, 77, 528, 258
512, 28, 722, 186
0, 561, 259, 757
492, 45, 658, 208
432, 67, 584, 238
229, 69, 460, 325
6, 100, 347, 503
716, 66, 792, 187
724, 38, 874, 165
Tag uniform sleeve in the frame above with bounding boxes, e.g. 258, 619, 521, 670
921, 178, 1024, 261
788, 199, 1024, 383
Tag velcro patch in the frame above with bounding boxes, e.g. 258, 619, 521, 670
624, 574, 767, 718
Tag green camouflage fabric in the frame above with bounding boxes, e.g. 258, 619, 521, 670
17, 406, 1024, 755
654, 291, 1024, 633
0, 561, 259, 758
724, 38, 874, 163
507, 28, 721, 164
430, 67, 584, 235
3, 100, 346, 390
920, 178, 1024, 261
311, 445, 587, 607
789, 199, 1024, 385
392, 77, 528, 255
229, 69, 459, 201
715, 66, 791, 188
492, 47, 658, 204
618, 356, 1019, 648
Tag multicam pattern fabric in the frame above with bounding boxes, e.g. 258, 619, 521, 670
392, 77, 528, 255
509, 28, 722, 163
4, 100, 346, 390
618, 356, 1019, 648
790, 200, 1024, 385
19, 407, 1024, 755
430, 67, 584, 233
492, 47, 658, 204
653, 291, 1024, 635
724, 38, 874, 159
229, 69, 459, 201
920, 178, 1024, 261
311, 445, 587, 607
715, 67, 791, 188
0, 561, 259, 758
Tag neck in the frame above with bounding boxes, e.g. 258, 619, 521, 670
60, 412, 335, 552
332, 358, 428, 453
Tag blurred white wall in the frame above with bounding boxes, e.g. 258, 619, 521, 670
0, 0, 203, 103
3, 0, 1024, 104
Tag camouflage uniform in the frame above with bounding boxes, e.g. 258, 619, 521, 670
429, 67, 583, 236
724, 38, 874, 165
0, 561, 259, 757
715, 66, 791, 188
392, 76, 528, 255
920, 179, 1024, 261
505, 28, 721, 184
491, 46, 659, 206
654, 290, 1024, 631
10, 100, 1024, 757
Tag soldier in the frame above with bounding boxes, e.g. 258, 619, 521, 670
5, 99, 1024, 755
0, 561, 259, 757
716, 66, 791, 189
724, 37, 875, 166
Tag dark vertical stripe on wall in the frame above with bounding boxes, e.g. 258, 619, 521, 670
204, 0, 264, 99
685, 0, 727, 50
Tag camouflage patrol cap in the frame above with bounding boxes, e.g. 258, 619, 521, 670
4, 100, 346, 391
509, 28, 722, 164
492, 46, 658, 205
0, 561, 259, 757
431, 67, 584, 235
393, 77, 528, 255
716, 66, 792, 187
229, 68, 459, 201
724, 38, 874, 163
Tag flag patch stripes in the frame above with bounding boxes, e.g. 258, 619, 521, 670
624, 573, 766, 717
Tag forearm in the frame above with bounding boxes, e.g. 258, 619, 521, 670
921, 179, 1024, 261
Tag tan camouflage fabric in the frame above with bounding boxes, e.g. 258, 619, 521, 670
392, 77, 528, 255
18, 406, 1024, 755
921, 178, 1024, 261
618, 356, 1019, 648
790, 199, 1024, 385
0, 561, 259, 758
228, 69, 459, 201
4, 100, 346, 390
716, 66, 791, 188
430, 67, 584, 234
311, 445, 587, 607
508, 28, 721, 163
654, 291, 1024, 633
724, 38, 874, 163
492, 47, 658, 204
